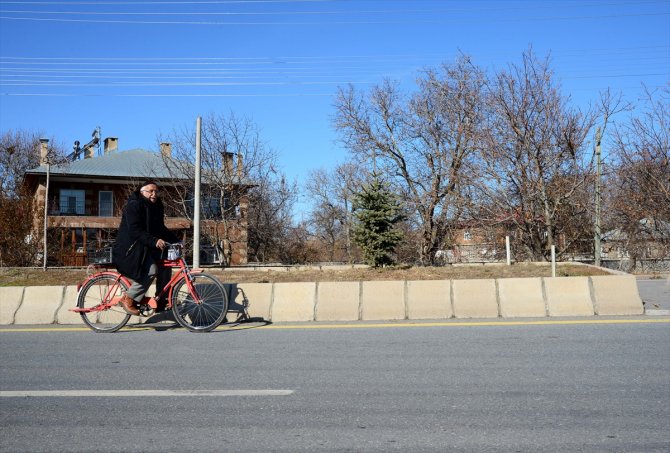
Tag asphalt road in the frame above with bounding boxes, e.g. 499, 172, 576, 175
1, 318, 669, 452
637, 277, 670, 311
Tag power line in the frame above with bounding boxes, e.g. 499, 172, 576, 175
1, 0, 663, 16
1, 92, 335, 97
2, 45, 667, 61
0, 0, 661, 9
1, 11, 667, 25
0, 0, 332, 4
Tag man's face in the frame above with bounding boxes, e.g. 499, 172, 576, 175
140, 184, 159, 203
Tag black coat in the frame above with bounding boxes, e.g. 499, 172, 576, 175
112, 190, 179, 280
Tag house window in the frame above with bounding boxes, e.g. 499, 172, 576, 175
463, 231, 472, 241
202, 196, 221, 219
198, 192, 237, 220
59, 189, 85, 215
99, 191, 113, 217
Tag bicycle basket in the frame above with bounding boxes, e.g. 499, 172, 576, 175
167, 246, 181, 260
88, 247, 113, 265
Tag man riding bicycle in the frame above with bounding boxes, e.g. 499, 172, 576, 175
112, 180, 180, 316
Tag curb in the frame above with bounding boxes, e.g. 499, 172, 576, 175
645, 309, 670, 316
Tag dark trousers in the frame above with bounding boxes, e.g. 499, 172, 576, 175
125, 254, 171, 302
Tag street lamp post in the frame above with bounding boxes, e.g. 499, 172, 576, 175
594, 127, 602, 267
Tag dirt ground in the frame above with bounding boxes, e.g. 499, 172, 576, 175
0, 262, 613, 287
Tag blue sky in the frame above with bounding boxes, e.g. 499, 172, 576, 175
1, 0, 669, 212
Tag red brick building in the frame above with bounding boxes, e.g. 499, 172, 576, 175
23, 138, 251, 266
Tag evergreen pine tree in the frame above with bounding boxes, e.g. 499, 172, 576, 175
352, 175, 404, 267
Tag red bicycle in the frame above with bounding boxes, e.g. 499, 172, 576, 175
72, 243, 228, 333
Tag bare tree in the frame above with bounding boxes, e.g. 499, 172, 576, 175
475, 50, 600, 261
606, 84, 670, 265
610, 85, 669, 215
333, 56, 486, 264
1, 130, 50, 197
0, 130, 67, 266
305, 162, 364, 262
161, 112, 292, 266
246, 173, 299, 263
277, 219, 321, 265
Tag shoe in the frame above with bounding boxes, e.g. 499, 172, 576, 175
118, 294, 140, 316
155, 297, 168, 313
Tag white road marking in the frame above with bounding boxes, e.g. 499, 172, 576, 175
0, 389, 293, 397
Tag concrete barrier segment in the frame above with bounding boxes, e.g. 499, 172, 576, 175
361, 281, 405, 320
271, 282, 316, 322
14, 285, 65, 324
406, 280, 452, 319
315, 281, 360, 321
452, 279, 499, 318
53, 284, 152, 325
234, 283, 273, 321
498, 278, 546, 318
218, 283, 246, 321
0, 286, 24, 325
57, 285, 86, 324
544, 277, 594, 317
590, 275, 644, 315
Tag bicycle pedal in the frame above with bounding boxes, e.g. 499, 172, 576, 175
137, 305, 155, 317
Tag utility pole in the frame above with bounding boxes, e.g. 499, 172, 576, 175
193, 116, 202, 269
41, 138, 50, 271
594, 127, 602, 267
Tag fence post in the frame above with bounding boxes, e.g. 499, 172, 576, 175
551, 245, 556, 277
506, 236, 511, 265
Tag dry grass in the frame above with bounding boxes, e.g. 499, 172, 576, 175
0, 262, 612, 287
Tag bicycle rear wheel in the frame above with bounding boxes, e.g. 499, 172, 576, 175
171, 273, 228, 332
77, 274, 131, 333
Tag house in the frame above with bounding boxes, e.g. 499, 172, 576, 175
435, 221, 512, 263
601, 218, 670, 260
22, 137, 252, 266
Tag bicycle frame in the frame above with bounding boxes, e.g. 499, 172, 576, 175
70, 271, 130, 313
72, 248, 204, 314
149, 256, 204, 310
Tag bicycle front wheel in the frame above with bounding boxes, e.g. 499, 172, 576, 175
77, 274, 131, 333
171, 273, 228, 332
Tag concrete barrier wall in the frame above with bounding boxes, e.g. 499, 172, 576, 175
0, 275, 646, 325
361, 281, 405, 321
498, 278, 546, 318
406, 280, 452, 320
0, 286, 24, 324
544, 277, 594, 317
590, 275, 644, 315
272, 282, 316, 322
316, 281, 360, 321
14, 286, 64, 325
452, 279, 499, 318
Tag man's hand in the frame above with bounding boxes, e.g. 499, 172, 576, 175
156, 239, 167, 250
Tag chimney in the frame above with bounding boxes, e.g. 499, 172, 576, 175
39, 138, 49, 165
84, 145, 95, 159
223, 151, 234, 176
160, 142, 172, 158
237, 152, 243, 179
104, 137, 118, 155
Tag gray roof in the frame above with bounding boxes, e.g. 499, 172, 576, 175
25, 148, 254, 185
25, 149, 188, 180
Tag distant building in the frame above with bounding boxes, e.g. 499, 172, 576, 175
22, 138, 252, 266
602, 218, 670, 260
